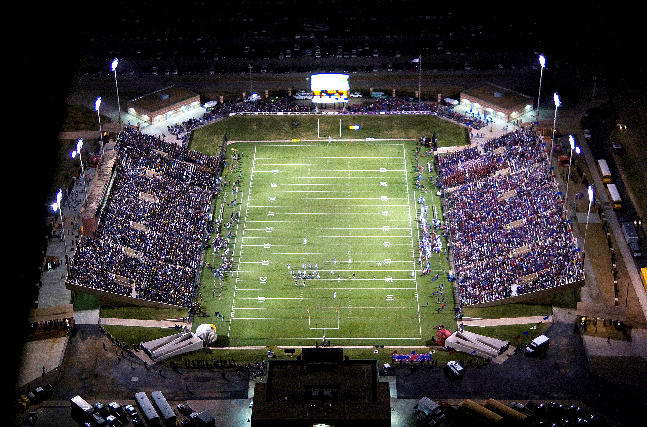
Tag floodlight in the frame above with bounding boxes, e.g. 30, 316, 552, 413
588, 185, 594, 202
553, 93, 560, 108
76, 138, 83, 151
569, 135, 575, 150
539, 54, 546, 68
52, 189, 63, 212
111, 58, 119, 72
95, 96, 102, 111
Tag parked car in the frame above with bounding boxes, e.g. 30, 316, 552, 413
611, 140, 623, 154
293, 91, 312, 100
124, 404, 138, 418
27, 385, 53, 403
349, 92, 363, 98
444, 361, 464, 377
108, 402, 127, 424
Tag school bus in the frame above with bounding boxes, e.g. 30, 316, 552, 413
598, 159, 612, 183
606, 183, 623, 211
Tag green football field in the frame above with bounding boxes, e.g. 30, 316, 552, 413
192, 116, 463, 347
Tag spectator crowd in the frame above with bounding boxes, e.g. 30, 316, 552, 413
436, 127, 584, 306
67, 128, 224, 307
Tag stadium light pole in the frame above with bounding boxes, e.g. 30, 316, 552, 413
248, 64, 253, 95
548, 92, 561, 173
564, 134, 579, 216
111, 58, 121, 127
418, 56, 422, 103
412, 56, 421, 102
536, 54, 546, 123
71, 138, 84, 176
95, 96, 103, 154
51, 189, 69, 271
583, 185, 594, 253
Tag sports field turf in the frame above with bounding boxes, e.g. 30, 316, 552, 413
192, 115, 464, 346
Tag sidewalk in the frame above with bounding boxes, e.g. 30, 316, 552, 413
38, 167, 95, 309
460, 315, 552, 327
101, 317, 192, 329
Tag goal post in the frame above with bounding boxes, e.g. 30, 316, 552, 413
307, 307, 340, 330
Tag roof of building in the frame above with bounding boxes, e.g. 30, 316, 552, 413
461, 83, 532, 111
251, 348, 390, 424
128, 86, 199, 114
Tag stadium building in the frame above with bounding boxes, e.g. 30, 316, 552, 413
459, 83, 533, 124
127, 85, 201, 125
251, 348, 391, 427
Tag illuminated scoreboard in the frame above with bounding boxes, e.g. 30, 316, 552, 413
310, 73, 349, 103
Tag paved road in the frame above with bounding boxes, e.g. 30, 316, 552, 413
461, 315, 552, 327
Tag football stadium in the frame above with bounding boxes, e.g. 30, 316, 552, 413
65, 81, 583, 349
16, 3, 647, 425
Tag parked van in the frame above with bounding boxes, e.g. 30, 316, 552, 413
70, 395, 94, 424
525, 335, 550, 355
